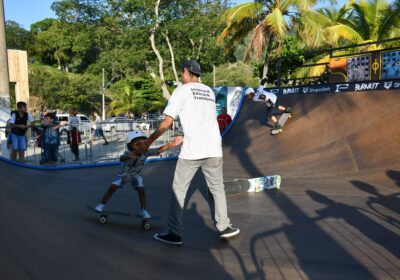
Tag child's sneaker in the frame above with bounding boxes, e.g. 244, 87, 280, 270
141, 209, 151, 219
153, 232, 182, 245
94, 203, 105, 212
284, 107, 292, 113
219, 225, 240, 238
273, 123, 282, 130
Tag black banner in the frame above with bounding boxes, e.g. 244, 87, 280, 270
267, 79, 400, 96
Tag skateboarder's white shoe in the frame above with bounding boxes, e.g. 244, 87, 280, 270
95, 203, 105, 212
141, 209, 151, 219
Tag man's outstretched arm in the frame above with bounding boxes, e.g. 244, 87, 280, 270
147, 115, 174, 145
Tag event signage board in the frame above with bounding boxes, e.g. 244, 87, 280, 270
266, 79, 400, 96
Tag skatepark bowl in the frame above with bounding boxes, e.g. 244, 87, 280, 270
0, 89, 399, 279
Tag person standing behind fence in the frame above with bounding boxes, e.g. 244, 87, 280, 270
67, 109, 81, 161
40, 113, 66, 165
9, 102, 34, 162
92, 111, 109, 145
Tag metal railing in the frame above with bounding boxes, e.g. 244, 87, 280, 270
271, 37, 400, 87
0, 119, 182, 167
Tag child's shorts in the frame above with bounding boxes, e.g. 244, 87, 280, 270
9, 133, 27, 151
112, 175, 144, 190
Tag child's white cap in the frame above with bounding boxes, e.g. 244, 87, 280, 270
126, 130, 147, 144
244, 87, 255, 95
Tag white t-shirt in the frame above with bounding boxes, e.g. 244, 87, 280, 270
254, 86, 277, 104
94, 115, 102, 129
10, 112, 34, 124
163, 82, 222, 160
69, 115, 80, 129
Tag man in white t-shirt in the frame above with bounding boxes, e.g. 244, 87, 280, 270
148, 60, 240, 245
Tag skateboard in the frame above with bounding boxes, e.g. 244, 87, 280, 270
271, 113, 291, 135
247, 175, 281, 192
224, 175, 281, 196
87, 206, 161, 230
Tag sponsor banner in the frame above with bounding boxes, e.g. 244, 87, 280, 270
382, 50, 400, 80
214, 86, 243, 116
347, 54, 370, 82
267, 79, 400, 96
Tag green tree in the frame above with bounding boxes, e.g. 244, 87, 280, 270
295, 0, 400, 78
109, 76, 166, 117
29, 64, 101, 113
5, 20, 33, 51
217, 0, 316, 81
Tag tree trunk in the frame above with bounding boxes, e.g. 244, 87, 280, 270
164, 32, 180, 85
149, 0, 171, 100
262, 34, 274, 80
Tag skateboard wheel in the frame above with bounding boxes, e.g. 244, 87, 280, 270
99, 215, 107, 224
143, 223, 151, 230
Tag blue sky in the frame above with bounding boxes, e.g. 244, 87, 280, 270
4, 0, 346, 30
3, 0, 251, 29
4, 0, 56, 30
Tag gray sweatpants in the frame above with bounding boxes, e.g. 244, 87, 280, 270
167, 157, 231, 236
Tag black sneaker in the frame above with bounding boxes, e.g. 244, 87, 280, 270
273, 123, 282, 130
153, 232, 182, 245
219, 226, 240, 238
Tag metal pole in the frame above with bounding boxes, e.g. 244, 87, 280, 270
213, 65, 216, 88
102, 68, 105, 120
0, 0, 11, 141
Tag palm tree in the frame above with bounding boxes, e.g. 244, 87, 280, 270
295, 0, 400, 79
109, 77, 166, 117
217, 0, 316, 81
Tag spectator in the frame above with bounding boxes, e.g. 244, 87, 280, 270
9, 101, 34, 162
67, 109, 81, 161
40, 113, 66, 165
92, 111, 109, 145
217, 107, 232, 134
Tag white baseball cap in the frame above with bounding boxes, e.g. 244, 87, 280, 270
244, 87, 255, 95
126, 130, 147, 144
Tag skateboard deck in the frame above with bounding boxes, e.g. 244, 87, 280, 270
271, 113, 291, 135
87, 206, 161, 230
224, 175, 281, 196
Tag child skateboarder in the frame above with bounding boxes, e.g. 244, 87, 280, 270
94, 130, 175, 219
245, 79, 291, 131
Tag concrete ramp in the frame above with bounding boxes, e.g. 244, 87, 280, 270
222, 90, 400, 179
0, 90, 399, 279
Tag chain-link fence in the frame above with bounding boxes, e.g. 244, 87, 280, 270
0, 118, 182, 166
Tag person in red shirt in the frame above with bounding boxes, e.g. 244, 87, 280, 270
217, 107, 232, 134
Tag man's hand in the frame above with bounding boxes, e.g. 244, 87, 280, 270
171, 136, 184, 148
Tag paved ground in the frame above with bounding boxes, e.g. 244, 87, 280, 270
0, 90, 399, 280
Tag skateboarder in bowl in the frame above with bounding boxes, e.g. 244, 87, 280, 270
94, 130, 176, 219
245, 78, 292, 131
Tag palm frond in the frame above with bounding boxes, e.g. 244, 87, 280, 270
325, 24, 364, 45
220, 2, 264, 24
264, 7, 287, 38
243, 23, 268, 61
